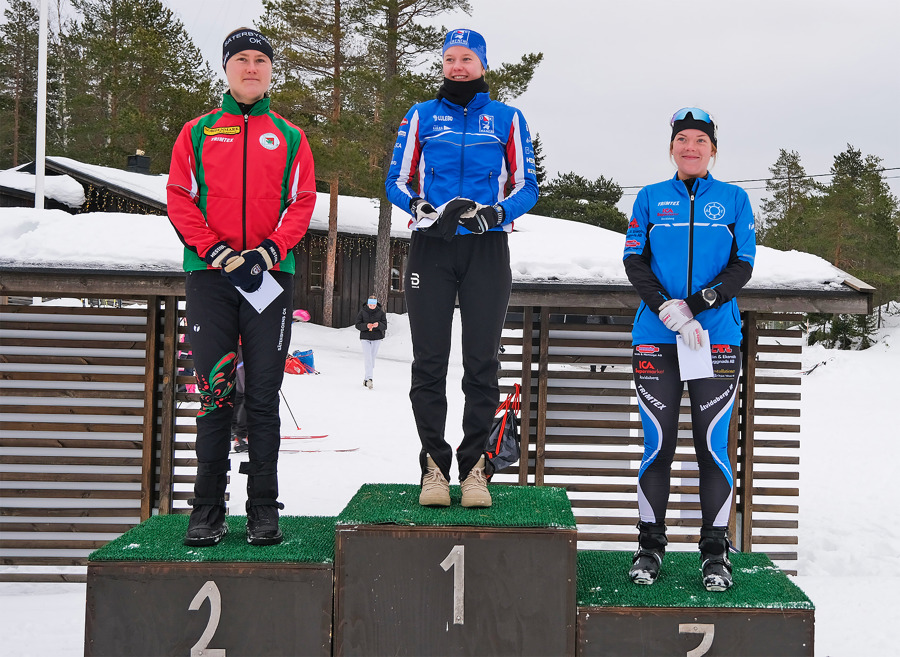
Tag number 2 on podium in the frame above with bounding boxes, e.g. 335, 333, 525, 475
440, 545, 465, 625
188, 580, 226, 656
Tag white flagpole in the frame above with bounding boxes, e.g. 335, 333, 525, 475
34, 0, 49, 209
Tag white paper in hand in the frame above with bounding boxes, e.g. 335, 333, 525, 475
676, 330, 714, 381
238, 271, 283, 313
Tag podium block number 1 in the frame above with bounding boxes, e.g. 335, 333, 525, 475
440, 545, 465, 625
188, 580, 226, 657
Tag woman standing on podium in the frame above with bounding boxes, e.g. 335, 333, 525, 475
385, 29, 538, 509
622, 108, 756, 591
167, 28, 316, 547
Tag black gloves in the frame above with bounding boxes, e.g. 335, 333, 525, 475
204, 241, 237, 268
218, 239, 281, 293
459, 204, 504, 234
410, 197, 438, 222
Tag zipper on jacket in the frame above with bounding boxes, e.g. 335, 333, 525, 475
242, 113, 249, 249
459, 107, 468, 198
687, 191, 695, 293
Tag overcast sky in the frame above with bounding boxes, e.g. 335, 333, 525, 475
8, 0, 899, 214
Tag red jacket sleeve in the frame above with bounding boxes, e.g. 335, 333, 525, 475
166, 121, 225, 261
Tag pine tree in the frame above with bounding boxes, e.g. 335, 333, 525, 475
531, 171, 628, 232
261, 0, 368, 326
758, 149, 817, 250
0, 0, 40, 168
62, 0, 221, 172
532, 133, 547, 188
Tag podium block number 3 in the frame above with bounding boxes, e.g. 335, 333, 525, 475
188, 580, 227, 657
440, 545, 465, 625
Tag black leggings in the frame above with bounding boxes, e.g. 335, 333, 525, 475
404, 231, 511, 482
185, 270, 293, 466
632, 343, 741, 528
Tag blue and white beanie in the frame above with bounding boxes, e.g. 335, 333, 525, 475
442, 29, 488, 71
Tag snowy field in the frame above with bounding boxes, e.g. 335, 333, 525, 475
1, 306, 898, 656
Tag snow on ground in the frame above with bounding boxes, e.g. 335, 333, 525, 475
1, 307, 899, 656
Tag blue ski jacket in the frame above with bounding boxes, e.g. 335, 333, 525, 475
623, 173, 756, 346
385, 92, 539, 235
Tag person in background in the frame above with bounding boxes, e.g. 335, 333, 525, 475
354, 293, 387, 389
623, 107, 756, 591
167, 27, 316, 547
385, 29, 538, 508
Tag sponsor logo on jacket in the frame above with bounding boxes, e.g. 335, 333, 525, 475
259, 133, 280, 150
204, 125, 241, 136
657, 208, 676, 217
657, 201, 679, 206
433, 115, 453, 121
704, 202, 726, 221
635, 345, 660, 354
479, 114, 494, 133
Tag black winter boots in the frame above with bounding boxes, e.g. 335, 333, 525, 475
629, 521, 668, 585
184, 459, 230, 546
241, 460, 284, 546
699, 526, 733, 591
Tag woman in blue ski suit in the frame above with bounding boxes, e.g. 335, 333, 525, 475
622, 108, 756, 592
385, 29, 538, 509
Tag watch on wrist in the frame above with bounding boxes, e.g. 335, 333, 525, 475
701, 287, 718, 307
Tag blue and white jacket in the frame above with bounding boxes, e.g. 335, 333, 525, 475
623, 173, 756, 346
385, 92, 539, 235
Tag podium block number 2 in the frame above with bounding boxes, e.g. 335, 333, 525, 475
188, 580, 226, 657
440, 545, 465, 625
679, 623, 715, 657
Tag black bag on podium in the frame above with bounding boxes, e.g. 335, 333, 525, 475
484, 383, 521, 479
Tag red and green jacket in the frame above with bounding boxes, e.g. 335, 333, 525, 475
166, 93, 316, 273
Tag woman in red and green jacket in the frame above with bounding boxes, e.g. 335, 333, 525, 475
167, 27, 316, 548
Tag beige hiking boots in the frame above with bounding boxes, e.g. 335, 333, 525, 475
419, 454, 450, 506
460, 456, 492, 508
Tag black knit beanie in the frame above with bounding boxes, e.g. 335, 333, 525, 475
223, 28, 274, 69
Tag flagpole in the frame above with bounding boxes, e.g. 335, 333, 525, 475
34, 0, 49, 209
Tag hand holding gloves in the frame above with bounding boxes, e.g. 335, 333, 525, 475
429, 198, 505, 240
207, 239, 281, 293
658, 299, 706, 351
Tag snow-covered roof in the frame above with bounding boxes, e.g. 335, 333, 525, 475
0, 167, 86, 208
0, 203, 851, 292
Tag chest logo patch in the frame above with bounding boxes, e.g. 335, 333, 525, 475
479, 114, 494, 133
259, 133, 280, 150
203, 125, 241, 136
704, 202, 726, 221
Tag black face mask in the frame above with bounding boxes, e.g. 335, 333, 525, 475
436, 77, 489, 107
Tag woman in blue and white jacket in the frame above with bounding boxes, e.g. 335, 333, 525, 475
622, 108, 756, 592
385, 29, 538, 510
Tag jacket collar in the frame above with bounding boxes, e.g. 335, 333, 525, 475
439, 91, 492, 112
670, 171, 715, 195
222, 92, 271, 116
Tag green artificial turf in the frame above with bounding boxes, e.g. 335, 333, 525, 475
336, 483, 576, 529
88, 515, 336, 564
577, 550, 814, 610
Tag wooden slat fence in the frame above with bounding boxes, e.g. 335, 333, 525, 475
0, 298, 202, 582
493, 306, 804, 574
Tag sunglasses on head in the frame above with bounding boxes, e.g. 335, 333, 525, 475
670, 107, 714, 126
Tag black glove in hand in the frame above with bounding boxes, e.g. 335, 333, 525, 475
437, 198, 477, 241
204, 241, 237, 268
459, 203, 502, 234
221, 239, 281, 293
410, 198, 438, 222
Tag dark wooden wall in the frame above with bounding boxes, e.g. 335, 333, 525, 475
291, 231, 408, 328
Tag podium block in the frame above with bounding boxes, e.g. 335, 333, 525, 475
334, 484, 578, 656
85, 515, 336, 657
577, 550, 815, 656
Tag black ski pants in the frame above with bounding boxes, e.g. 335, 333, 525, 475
632, 343, 741, 528
404, 231, 512, 482
185, 270, 293, 468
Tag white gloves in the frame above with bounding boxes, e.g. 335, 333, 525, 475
659, 299, 706, 351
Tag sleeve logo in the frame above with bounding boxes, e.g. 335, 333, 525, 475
203, 125, 241, 136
